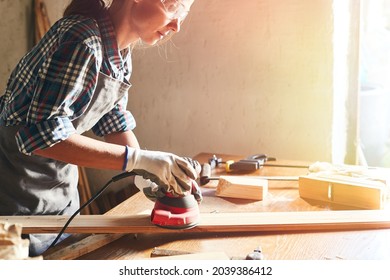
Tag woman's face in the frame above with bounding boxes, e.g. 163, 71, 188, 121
110, 0, 195, 48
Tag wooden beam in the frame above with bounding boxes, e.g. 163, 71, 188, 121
43, 233, 125, 260
299, 174, 387, 209
215, 176, 268, 200
1, 210, 390, 234
151, 251, 230, 260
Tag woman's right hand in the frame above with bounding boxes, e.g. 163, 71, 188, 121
126, 148, 199, 197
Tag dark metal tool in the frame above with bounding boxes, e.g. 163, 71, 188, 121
227, 154, 309, 172
199, 162, 299, 186
207, 154, 309, 173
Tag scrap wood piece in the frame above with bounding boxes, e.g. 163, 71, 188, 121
300, 162, 390, 210
215, 176, 268, 200
34, 0, 51, 43
299, 174, 387, 210
150, 247, 256, 260
43, 233, 126, 260
1, 210, 390, 234
151, 251, 230, 260
151, 247, 192, 258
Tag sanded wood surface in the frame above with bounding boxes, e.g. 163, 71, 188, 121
2, 210, 390, 234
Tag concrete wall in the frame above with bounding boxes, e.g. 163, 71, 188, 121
0, 0, 34, 93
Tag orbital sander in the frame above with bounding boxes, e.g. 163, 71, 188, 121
150, 191, 200, 229
150, 158, 202, 229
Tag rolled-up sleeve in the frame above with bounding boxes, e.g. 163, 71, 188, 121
92, 93, 136, 137
15, 117, 76, 155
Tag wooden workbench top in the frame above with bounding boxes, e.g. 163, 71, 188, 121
43, 153, 390, 260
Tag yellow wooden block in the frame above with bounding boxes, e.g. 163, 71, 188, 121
299, 174, 387, 209
215, 176, 268, 200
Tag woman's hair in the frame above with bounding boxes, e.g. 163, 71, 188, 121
63, 0, 111, 18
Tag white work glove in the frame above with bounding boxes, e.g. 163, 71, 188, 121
134, 176, 203, 203
126, 148, 200, 198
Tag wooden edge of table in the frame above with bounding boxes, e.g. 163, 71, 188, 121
1, 210, 390, 235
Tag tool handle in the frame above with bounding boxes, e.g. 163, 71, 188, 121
200, 163, 212, 186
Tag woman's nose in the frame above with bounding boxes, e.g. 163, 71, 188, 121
168, 18, 181, 33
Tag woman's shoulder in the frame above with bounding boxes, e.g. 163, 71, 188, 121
53, 15, 102, 47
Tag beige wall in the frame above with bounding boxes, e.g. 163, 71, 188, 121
129, 0, 334, 162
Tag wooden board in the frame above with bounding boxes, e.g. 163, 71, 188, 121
215, 176, 268, 200
2, 210, 390, 234
150, 251, 230, 260
299, 174, 387, 209
43, 233, 125, 260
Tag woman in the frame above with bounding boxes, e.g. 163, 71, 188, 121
0, 0, 200, 256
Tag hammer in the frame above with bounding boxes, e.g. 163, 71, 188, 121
199, 163, 299, 186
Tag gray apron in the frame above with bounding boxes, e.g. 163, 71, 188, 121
0, 72, 131, 256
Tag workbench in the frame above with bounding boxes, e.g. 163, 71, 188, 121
43, 153, 390, 260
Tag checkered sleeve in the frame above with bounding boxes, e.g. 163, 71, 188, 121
91, 92, 136, 137
16, 41, 101, 155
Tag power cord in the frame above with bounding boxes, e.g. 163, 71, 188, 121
48, 171, 137, 249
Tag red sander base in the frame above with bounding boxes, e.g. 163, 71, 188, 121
151, 194, 200, 229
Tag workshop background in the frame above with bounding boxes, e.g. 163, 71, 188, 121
1, 0, 389, 203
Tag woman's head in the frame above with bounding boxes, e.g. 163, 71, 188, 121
63, 0, 194, 49
109, 0, 195, 48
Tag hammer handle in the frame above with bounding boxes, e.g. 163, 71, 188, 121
200, 163, 212, 185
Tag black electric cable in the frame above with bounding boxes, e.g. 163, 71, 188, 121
48, 171, 137, 249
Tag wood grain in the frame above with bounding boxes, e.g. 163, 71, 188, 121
2, 210, 390, 234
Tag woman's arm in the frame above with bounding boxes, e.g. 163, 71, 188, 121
104, 130, 140, 149
33, 133, 127, 171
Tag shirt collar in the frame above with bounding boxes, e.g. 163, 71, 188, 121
96, 10, 130, 75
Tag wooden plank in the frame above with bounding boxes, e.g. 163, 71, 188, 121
215, 176, 268, 200
151, 251, 230, 260
2, 210, 390, 234
43, 233, 125, 260
34, 0, 47, 43
299, 174, 386, 209
150, 247, 251, 260
77, 166, 100, 215
151, 247, 192, 258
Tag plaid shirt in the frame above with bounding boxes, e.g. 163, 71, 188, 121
0, 12, 136, 155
